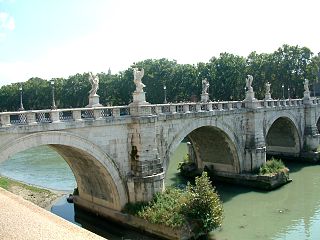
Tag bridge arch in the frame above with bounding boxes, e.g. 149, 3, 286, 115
167, 119, 241, 174
0, 131, 128, 211
265, 115, 301, 158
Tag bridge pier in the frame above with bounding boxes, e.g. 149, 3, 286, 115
243, 110, 267, 172
127, 116, 164, 203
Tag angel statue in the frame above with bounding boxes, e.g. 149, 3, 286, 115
202, 78, 210, 94
304, 79, 309, 93
133, 68, 145, 92
246, 75, 253, 92
88, 72, 99, 96
265, 82, 271, 95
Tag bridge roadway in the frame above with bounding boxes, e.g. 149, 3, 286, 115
1, 98, 320, 229
0, 188, 104, 240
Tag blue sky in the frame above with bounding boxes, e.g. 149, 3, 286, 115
0, 0, 319, 86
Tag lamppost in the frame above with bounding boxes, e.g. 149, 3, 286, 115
288, 87, 290, 99
163, 85, 167, 104
50, 80, 57, 109
282, 84, 284, 99
18, 83, 24, 111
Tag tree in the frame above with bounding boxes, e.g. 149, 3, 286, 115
183, 172, 223, 237
210, 53, 246, 100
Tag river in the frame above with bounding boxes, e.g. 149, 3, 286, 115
1, 144, 320, 240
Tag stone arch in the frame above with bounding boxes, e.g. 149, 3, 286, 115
167, 119, 241, 174
0, 131, 128, 211
265, 115, 301, 157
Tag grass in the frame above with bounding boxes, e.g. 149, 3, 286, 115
259, 158, 288, 176
0, 175, 53, 195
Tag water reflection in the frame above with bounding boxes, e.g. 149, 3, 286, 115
51, 196, 158, 240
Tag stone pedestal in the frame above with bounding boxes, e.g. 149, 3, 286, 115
245, 91, 255, 101
129, 91, 151, 116
132, 91, 148, 104
303, 91, 311, 100
244, 91, 257, 108
86, 94, 102, 108
201, 93, 209, 103
264, 93, 272, 100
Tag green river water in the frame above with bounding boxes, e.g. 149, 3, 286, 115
1, 144, 320, 240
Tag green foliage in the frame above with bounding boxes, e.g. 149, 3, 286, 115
136, 187, 187, 228
124, 172, 223, 238
183, 172, 223, 237
0, 176, 10, 189
177, 154, 191, 170
259, 158, 288, 175
1, 44, 319, 111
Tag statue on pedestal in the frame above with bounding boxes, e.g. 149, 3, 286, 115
86, 72, 102, 107
202, 78, 210, 94
304, 79, 310, 93
133, 68, 145, 93
303, 78, 311, 101
246, 75, 253, 92
265, 82, 272, 100
265, 82, 271, 94
88, 72, 99, 96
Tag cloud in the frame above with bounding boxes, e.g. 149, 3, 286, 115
0, 12, 15, 31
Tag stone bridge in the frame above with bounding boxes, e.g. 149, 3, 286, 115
1, 96, 320, 219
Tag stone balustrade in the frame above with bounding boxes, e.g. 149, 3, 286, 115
0, 98, 317, 127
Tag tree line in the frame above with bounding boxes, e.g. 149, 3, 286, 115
0, 44, 319, 111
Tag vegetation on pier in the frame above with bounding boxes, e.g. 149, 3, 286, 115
259, 158, 289, 176
124, 172, 223, 238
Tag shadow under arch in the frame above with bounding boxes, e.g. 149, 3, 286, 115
167, 121, 241, 174
266, 116, 301, 158
0, 131, 128, 211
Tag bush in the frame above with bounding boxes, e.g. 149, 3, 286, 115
126, 187, 187, 228
259, 158, 288, 175
124, 172, 223, 238
183, 172, 223, 237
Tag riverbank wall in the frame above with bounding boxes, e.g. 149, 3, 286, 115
0, 188, 105, 240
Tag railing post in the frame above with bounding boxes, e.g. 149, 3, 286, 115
72, 110, 82, 121
50, 110, 60, 122
236, 102, 242, 109
207, 103, 213, 111
155, 105, 163, 115
270, 101, 274, 107
94, 109, 102, 119
196, 103, 201, 112
113, 108, 120, 117
227, 102, 232, 110
218, 102, 223, 110
0, 114, 10, 126
26, 112, 37, 124
170, 105, 177, 114
183, 104, 190, 113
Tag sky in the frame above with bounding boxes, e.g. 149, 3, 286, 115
0, 0, 319, 86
